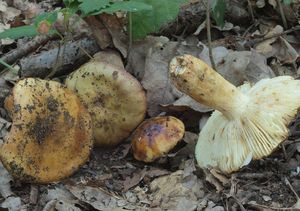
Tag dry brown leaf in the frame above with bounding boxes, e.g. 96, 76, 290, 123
141, 40, 203, 116
218, 50, 275, 86
123, 168, 147, 191
255, 25, 284, 57
141, 170, 205, 209
66, 184, 120, 210
272, 37, 299, 64
0, 162, 13, 198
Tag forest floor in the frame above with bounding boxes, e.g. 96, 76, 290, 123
0, 0, 300, 210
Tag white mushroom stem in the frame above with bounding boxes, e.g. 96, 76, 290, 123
170, 54, 300, 173
169, 55, 249, 120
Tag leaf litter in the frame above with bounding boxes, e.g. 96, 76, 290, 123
0, 0, 300, 210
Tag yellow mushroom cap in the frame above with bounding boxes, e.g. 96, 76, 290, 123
1, 78, 93, 183
131, 116, 185, 162
65, 61, 147, 147
170, 55, 300, 173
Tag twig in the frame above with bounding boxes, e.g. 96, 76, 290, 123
276, 0, 288, 29
45, 41, 65, 79
246, 0, 255, 22
284, 177, 299, 200
0, 34, 56, 71
233, 172, 273, 179
281, 143, 288, 160
128, 12, 133, 52
248, 203, 298, 210
206, 0, 216, 70
244, 25, 300, 48
29, 185, 39, 205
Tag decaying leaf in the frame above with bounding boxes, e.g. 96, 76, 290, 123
0, 162, 13, 198
141, 38, 203, 116
66, 185, 121, 210
133, 170, 205, 209
218, 50, 275, 85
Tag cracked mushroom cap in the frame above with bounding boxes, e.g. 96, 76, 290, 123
131, 116, 185, 162
65, 61, 147, 147
1, 78, 93, 183
170, 54, 300, 173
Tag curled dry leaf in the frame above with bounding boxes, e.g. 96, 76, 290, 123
218, 50, 275, 86
0, 78, 93, 183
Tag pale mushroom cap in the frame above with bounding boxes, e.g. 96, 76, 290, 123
65, 61, 147, 147
131, 116, 185, 162
0, 78, 93, 183
196, 76, 300, 173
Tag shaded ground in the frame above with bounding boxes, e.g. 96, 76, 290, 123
0, 0, 300, 210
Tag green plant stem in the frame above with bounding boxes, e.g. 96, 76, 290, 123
0, 59, 18, 73
277, 0, 288, 29
206, 0, 216, 70
128, 12, 133, 51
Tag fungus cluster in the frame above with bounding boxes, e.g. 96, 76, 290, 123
170, 54, 300, 173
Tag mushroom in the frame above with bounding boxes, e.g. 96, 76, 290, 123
1, 78, 93, 183
65, 61, 147, 147
169, 54, 300, 173
131, 116, 185, 162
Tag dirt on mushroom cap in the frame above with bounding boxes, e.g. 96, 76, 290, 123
65, 61, 147, 147
0, 78, 93, 183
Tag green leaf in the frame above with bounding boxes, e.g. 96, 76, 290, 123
282, 0, 292, 4
211, 0, 226, 27
0, 25, 38, 39
78, 0, 110, 16
131, 0, 187, 40
97, 1, 152, 14
34, 11, 58, 27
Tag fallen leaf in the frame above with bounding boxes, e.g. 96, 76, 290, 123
66, 184, 120, 211
142, 170, 205, 209
123, 168, 147, 191
255, 25, 284, 57
272, 37, 299, 64
142, 39, 203, 116
1, 196, 22, 211
161, 94, 213, 113
218, 50, 275, 86
0, 162, 13, 198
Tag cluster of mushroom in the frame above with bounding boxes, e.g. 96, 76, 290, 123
4, 51, 298, 183
1, 53, 186, 183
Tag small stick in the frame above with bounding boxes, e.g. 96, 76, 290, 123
284, 177, 299, 200
244, 25, 300, 48
0, 34, 56, 71
246, 0, 255, 22
29, 185, 39, 205
206, 0, 216, 70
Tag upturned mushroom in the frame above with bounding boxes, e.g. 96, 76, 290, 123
169, 54, 300, 173
65, 61, 147, 147
1, 78, 93, 183
131, 116, 185, 162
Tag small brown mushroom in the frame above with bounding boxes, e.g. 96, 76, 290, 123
65, 61, 147, 147
0, 78, 93, 183
131, 116, 185, 162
